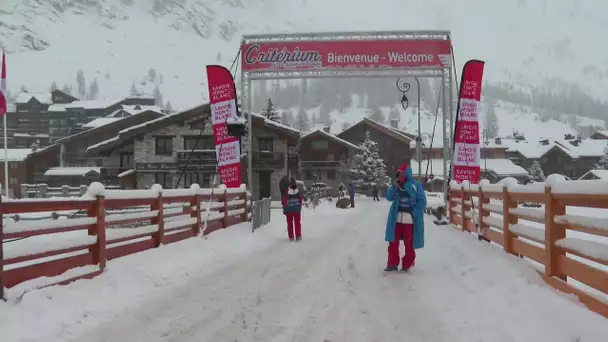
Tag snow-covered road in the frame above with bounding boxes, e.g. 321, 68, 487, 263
2, 198, 607, 342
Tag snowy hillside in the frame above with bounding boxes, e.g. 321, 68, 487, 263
0, 0, 607, 110
294, 96, 606, 142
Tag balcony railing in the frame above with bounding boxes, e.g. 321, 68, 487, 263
176, 149, 217, 163
299, 160, 342, 169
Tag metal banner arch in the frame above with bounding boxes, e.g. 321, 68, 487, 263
240, 31, 455, 199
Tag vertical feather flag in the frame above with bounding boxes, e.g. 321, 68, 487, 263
0, 51, 6, 116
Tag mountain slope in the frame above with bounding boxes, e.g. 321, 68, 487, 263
0, 0, 607, 111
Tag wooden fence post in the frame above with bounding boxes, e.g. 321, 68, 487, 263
545, 185, 567, 280
0, 195, 4, 300
478, 187, 487, 235
191, 193, 201, 235
152, 194, 164, 247
222, 194, 229, 228
460, 185, 466, 231
88, 195, 107, 271
502, 185, 517, 254
241, 190, 248, 223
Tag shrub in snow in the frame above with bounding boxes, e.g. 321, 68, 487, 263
528, 161, 546, 182
499, 177, 519, 188
85, 182, 105, 197
594, 144, 608, 170
546, 174, 568, 186
150, 184, 163, 195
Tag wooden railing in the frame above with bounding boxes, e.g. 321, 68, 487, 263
448, 178, 608, 318
0, 183, 250, 298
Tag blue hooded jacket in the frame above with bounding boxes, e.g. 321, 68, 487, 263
385, 164, 427, 248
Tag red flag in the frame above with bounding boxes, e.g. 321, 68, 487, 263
0, 51, 6, 116
206, 65, 242, 188
452, 59, 485, 184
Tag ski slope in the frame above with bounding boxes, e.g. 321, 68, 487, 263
1, 198, 607, 342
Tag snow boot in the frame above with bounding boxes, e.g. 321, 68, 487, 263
296, 236, 302, 241
384, 266, 398, 272
289, 238, 295, 242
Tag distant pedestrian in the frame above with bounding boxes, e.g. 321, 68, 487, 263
282, 178, 303, 241
372, 182, 380, 201
348, 183, 356, 208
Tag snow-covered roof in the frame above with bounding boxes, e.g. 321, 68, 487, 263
250, 112, 301, 135
44, 167, 101, 177
13, 133, 49, 138
0, 149, 34, 162
87, 136, 119, 152
579, 169, 608, 180
117, 169, 135, 178
301, 129, 360, 150
482, 158, 529, 176
82, 117, 121, 128
119, 105, 162, 115
15, 92, 52, 105
409, 158, 528, 178
48, 99, 123, 112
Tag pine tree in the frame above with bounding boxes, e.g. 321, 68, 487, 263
281, 109, 294, 127
296, 106, 310, 132
484, 103, 499, 138
341, 121, 352, 132
20, 85, 27, 93
388, 106, 400, 123
88, 79, 99, 100
148, 68, 157, 81
76, 69, 86, 99
528, 161, 546, 182
61, 84, 72, 96
595, 144, 608, 170
130, 81, 138, 96
164, 101, 173, 112
367, 103, 385, 123
311, 112, 318, 127
50, 81, 58, 91
349, 131, 388, 188
261, 98, 280, 122
153, 85, 163, 106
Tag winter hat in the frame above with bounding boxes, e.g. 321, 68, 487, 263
398, 164, 409, 183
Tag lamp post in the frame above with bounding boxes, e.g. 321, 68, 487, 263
396, 77, 422, 179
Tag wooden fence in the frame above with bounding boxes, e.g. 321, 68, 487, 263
0, 183, 250, 298
448, 179, 608, 318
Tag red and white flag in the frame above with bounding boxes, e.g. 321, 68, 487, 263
206, 65, 242, 188
452, 59, 485, 184
0, 51, 6, 116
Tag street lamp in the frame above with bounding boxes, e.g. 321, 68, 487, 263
396, 77, 421, 179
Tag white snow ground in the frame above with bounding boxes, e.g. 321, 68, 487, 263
1, 198, 607, 342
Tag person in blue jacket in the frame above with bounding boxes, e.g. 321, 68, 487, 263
384, 164, 427, 272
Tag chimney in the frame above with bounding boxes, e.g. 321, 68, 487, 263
323, 125, 330, 133
390, 119, 399, 129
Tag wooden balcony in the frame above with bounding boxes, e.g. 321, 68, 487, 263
299, 160, 342, 170
251, 151, 298, 170
176, 149, 217, 164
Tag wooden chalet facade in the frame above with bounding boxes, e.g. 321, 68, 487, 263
86, 108, 300, 200
338, 117, 415, 176
24, 110, 165, 186
298, 129, 361, 195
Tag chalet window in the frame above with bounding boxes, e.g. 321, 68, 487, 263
312, 140, 328, 149
304, 170, 313, 180
258, 138, 273, 152
326, 170, 336, 180
155, 137, 173, 155
120, 153, 134, 168
184, 136, 214, 150
154, 173, 172, 188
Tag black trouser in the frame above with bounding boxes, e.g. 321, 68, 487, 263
373, 192, 379, 201
350, 195, 355, 207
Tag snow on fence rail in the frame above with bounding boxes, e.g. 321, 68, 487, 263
448, 177, 608, 319
0, 183, 250, 298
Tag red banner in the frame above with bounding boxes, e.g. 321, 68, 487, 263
206, 65, 241, 188
241, 40, 452, 72
452, 59, 485, 184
